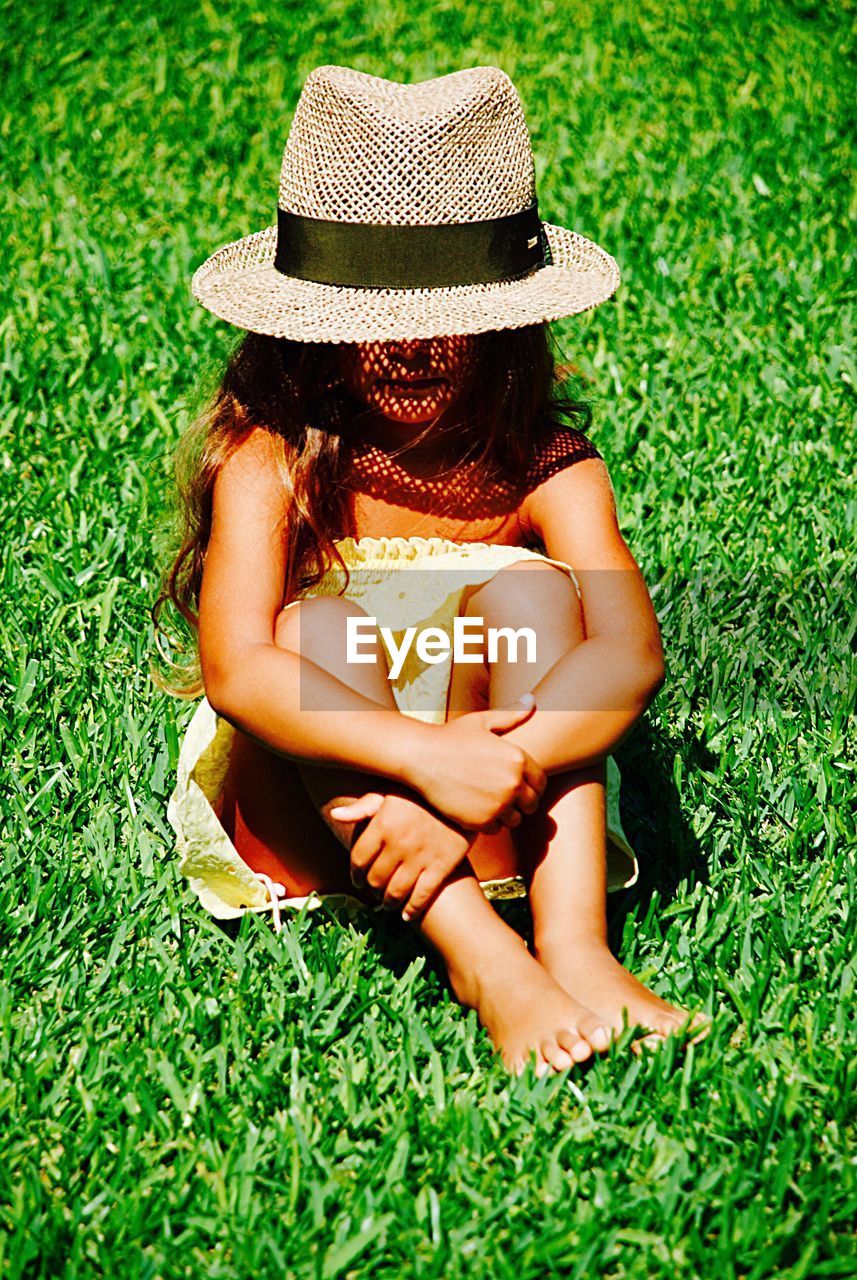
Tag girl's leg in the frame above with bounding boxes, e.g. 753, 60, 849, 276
451, 562, 707, 1045
524, 763, 708, 1045
217, 596, 392, 903
225, 593, 614, 1073
412, 868, 615, 1073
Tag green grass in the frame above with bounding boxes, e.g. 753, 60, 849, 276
2, 0, 855, 1275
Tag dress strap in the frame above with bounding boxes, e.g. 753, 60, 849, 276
524, 426, 601, 490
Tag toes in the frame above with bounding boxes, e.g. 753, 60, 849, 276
619, 1005, 689, 1041
541, 1040, 574, 1072
654, 1009, 711, 1041
556, 1029, 594, 1063
653, 1014, 686, 1038
589, 1024, 613, 1052
630, 1014, 684, 1054
630, 1013, 709, 1055
578, 1014, 613, 1053
686, 1012, 713, 1043
557, 1017, 612, 1058
631, 1031, 667, 1055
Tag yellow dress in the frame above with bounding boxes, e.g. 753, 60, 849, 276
166, 534, 639, 928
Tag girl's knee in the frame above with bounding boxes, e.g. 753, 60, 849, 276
273, 595, 395, 704
466, 560, 583, 639
273, 594, 373, 653
275, 591, 393, 686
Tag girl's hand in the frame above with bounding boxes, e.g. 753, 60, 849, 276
407, 695, 547, 832
329, 793, 476, 922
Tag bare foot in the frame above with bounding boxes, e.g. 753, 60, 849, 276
536, 938, 711, 1054
447, 935, 615, 1075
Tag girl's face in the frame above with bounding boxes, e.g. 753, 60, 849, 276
337, 336, 477, 425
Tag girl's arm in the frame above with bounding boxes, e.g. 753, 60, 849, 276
197, 429, 544, 828
501, 456, 665, 774
198, 429, 425, 782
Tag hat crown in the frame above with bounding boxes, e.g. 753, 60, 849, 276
278, 65, 537, 225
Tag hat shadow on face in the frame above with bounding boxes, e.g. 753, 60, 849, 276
337, 335, 478, 428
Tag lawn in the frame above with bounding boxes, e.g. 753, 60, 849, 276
2, 0, 854, 1276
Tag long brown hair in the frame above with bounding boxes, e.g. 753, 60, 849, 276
150, 324, 594, 698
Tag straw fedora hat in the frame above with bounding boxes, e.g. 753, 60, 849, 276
192, 64, 620, 343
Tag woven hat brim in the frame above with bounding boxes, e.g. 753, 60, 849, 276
191, 222, 620, 342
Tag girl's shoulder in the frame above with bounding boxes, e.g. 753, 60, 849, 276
522, 424, 602, 491
516, 425, 608, 545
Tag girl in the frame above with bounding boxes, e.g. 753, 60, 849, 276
158, 64, 710, 1074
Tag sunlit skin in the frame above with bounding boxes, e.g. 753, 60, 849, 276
211, 335, 711, 1073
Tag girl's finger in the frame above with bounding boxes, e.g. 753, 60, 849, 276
382, 863, 418, 909
365, 846, 404, 893
401, 868, 443, 922
478, 816, 502, 835
330, 792, 386, 823
523, 757, 547, 797
497, 805, 523, 829
349, 827, 384, 886
514, 781, 543, 815
480, 694, 536, 734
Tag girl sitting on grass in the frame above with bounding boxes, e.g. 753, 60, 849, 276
158, 63, 710, 1074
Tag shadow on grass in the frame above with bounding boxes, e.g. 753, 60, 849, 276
608, 720, 711, 948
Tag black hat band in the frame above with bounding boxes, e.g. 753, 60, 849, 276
274, 202, 551, 290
